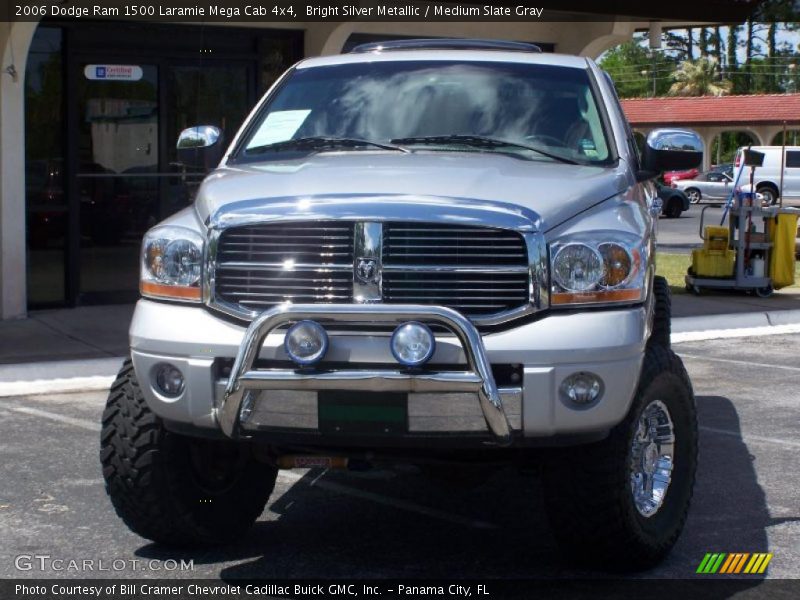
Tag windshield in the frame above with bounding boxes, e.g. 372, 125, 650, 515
235, 60, 612, 165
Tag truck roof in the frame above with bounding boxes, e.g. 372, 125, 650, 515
297, 49, 592, 71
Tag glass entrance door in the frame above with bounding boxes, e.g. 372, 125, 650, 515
72, 60, 251, 303
26, 22, 303, 309
75, 62, 159, 302
26, 28, 66, 306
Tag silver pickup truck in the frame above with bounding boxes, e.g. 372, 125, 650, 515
100, 39, 703, 570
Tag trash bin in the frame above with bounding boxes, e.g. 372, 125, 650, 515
769, 213, 798, 289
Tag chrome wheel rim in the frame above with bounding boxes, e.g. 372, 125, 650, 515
687, 190, 700, 203
630, 400, 675, 517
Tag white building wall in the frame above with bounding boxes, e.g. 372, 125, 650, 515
0, 22, 36, 319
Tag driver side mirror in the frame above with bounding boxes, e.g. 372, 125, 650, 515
176, 125, 224, 171
640, 128, 703, 178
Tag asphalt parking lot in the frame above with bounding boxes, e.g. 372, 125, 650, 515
1, 333, 798, 583
658, 202, 726, 249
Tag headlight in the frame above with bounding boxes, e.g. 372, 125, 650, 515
552, 243, 604, 292
140, 226, 204, 301
550, 234, 646, 307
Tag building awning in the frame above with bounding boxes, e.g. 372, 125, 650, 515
621, 94, 800, 128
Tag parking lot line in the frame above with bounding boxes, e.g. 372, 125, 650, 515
699, 425, 800, 449
680, 353, 800, 373
2, 404, 100, 432
0, 399, 498, 530
277, 470, 497, 530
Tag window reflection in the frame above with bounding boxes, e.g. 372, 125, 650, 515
243, 61, 611, 164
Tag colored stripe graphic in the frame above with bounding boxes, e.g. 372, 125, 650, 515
696, 553, 713, 574
744, 554, 759, 573
697, 553, 728, 574
719, 554, 736, 574
699, 553, 773, 574
721, 553, 749, 574
733, 553, 750, 573
709, 553, 726, 573
758, 554, 773, 573
744, 553, 774, 574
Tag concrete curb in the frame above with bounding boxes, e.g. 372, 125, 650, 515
0, 357, 124, 383
765, 308, 800, 326
1, 309, 800, 395
672, 309, 800, 333
0, 357, 123, 397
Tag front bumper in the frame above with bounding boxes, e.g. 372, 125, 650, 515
130, 299, 648, 446
221, 304, 512, 444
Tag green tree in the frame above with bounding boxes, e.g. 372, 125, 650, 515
712, 26, 723, 64
599, 39, 675, 98
669, 58, 733, 97
726, 24, 739, 71
710, 131, 759, 165
602, 22, 799, 99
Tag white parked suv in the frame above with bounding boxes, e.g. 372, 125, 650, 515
733, 145, 800, 205
100, 39, 703, 570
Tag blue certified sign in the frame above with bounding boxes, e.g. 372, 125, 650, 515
83, 65, 143, 81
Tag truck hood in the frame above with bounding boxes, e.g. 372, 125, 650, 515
195, 152, 630, 232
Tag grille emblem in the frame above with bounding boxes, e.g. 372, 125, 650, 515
355, 257, 379, 284
353, 222, 382, 303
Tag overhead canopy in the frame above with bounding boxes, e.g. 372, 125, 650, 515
621, 94, 800, 128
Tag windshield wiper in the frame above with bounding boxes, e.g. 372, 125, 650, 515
389, 134, 579, 165
246, 136, 409, 155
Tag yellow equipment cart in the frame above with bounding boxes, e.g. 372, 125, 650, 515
685, 200, 798, 297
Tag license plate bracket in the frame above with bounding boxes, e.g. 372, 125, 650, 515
318, 391, 408, 435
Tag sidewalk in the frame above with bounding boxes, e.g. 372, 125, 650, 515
672, 287, 800, 329
1, 292, 800, 389
0, 304, 132, 365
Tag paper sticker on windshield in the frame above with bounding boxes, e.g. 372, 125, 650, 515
580, 138, 598, 158
246, 110, 311, 149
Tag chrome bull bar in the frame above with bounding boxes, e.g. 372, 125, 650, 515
219, 304, 512, 445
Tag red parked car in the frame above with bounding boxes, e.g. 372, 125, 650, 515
663, 168, 699, 185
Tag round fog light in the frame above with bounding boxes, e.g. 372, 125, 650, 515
155, 363, 185, 397
391, 322, 435, 367
285, 320, 328, 366
560, 372, 603, 406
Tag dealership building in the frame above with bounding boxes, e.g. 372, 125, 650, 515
0, 5, 742, 319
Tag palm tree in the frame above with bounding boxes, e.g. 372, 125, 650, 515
669, 58, 733, 96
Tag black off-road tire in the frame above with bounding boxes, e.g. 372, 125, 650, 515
664, 198, 682, 219
541, 345, 697, 571
100, 359, 278, 546
649, 275, 672, 349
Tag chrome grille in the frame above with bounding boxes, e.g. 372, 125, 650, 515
382, 223, 529, 316
212, 221, 531, 321
215, 223, 354, 309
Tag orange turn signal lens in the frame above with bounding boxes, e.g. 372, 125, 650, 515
551, 288, 642, 305
599, 243, 632, 288
140, 281, 201, 301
